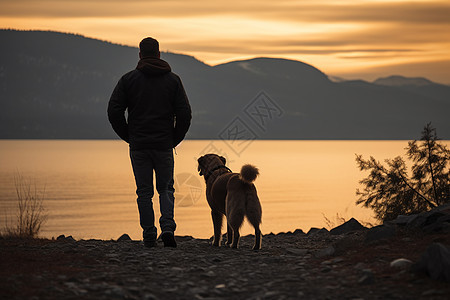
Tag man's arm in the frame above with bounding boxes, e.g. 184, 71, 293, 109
173, 77, 192, 147
107, 78, 129, 143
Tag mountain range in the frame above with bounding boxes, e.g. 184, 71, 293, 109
1, 29, 449, 140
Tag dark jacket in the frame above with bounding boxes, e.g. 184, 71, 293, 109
108, 57, 192, 150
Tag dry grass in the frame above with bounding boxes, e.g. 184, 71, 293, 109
1, 174, 48, 238
322, 212, 378, 230
322, 212, 346, 230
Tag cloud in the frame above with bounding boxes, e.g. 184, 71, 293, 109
1, 0, 450, 26
1, 0, 449, 82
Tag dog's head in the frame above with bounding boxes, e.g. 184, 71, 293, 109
197, 154, 227, 177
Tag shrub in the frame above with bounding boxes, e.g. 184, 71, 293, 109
356, 123, 449, 221
1, 174, 48, 238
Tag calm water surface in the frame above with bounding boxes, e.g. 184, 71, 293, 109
1, 140, 436, 240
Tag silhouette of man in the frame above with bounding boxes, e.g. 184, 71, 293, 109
108, 37, 192, 248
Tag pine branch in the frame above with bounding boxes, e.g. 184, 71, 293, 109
397, 171, 437, 208
426, 139, 439, 204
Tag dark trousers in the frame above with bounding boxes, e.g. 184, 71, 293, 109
130, 149, 176, 241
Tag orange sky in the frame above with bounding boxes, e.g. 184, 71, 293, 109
1, 0, 450, 84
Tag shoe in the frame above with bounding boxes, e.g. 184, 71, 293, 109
144, 239, 157, 248
161, 231, 177, 248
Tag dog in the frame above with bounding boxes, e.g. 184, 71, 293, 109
197, 154, 262, 250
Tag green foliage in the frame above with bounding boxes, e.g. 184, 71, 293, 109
356, 123, 450, 221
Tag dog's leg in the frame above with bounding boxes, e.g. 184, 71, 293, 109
211, 210, 223, 246
228, 214, 244, 249
231, 228, 240, 249
245, 195, 262, 250
252, 226, 262, 250
225, 224, 233, 246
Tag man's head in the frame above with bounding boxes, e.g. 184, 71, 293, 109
139, 37, 160, 59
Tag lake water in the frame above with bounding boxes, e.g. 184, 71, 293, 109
1, 140, 440, 240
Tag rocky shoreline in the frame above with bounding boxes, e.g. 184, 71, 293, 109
1, 206, 450, 300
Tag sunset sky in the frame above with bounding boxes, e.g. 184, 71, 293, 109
1, 0, 450, 84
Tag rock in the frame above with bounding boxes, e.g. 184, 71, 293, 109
307, 227, 329, 236
142, 293, 158, 300
175, 235, 195, 242
65, 236, 76, 242
330, 218, 367, 235
56, 234, 66, 240
409, 211, 445, 229
390, 258, 413, 270
414, 243, 450, 282
365, 225, 396, 243
106, 286, 127, 298
421, 289, 445, 297
389, 214, 416, 226
117, 234, 132, 242
389, 204, 450, 232
316, 246, 335, 258
286, 248, 308, 255
293, 229, 305, 235
423, 215, 450, 233
358, 269, 375, 285
108, 258, 121, 263
358, 274, 374, 285
263, 291, 280, 298
354, 262, 366, 270
331, 257, 344, 264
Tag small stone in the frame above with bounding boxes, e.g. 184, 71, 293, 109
390, 258, 413, 270
316, 246, 335, 258
205, 270, 215, 277
107, 286, 127, 298
142, 293, 158, 300
421, 289, 444, 297
286, 248, 308, 255
354, 262, 366, 270
117, 234, 132, 242
358, 268, 375, 285
331, 257, 344, 264
108, 258, 121, 263
264, 291, 280, 298
358, 273, 374, 285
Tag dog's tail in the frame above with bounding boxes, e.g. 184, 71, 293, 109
239, 164, 259, 184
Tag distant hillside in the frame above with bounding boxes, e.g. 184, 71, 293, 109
373, 75, 434, 87
1, 29, 449, 139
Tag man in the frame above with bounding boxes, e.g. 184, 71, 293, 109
108, 37, 192, 248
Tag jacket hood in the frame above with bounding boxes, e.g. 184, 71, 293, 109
136, 57, 171, 75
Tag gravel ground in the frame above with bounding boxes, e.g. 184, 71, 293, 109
1, 229, 449, 300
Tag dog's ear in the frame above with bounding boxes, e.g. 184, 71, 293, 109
219, 156, 226, 165
197, 156, 204, 176
198, 165, 204, 176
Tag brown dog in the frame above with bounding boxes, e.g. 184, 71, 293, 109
197, 154, 262, 250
